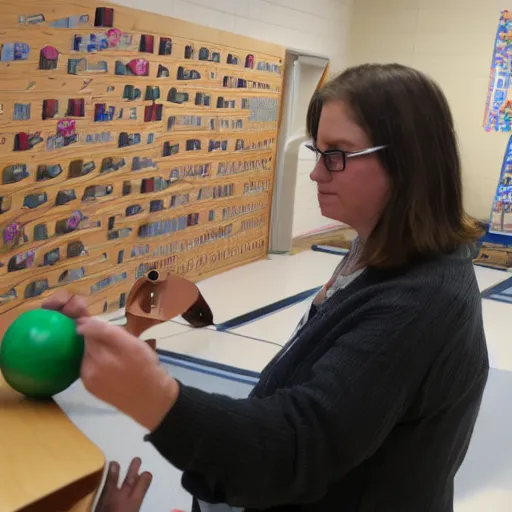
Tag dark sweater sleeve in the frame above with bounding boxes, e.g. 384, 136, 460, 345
146, 299, 435, 509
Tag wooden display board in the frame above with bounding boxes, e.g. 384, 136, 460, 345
0, 1, 285, 333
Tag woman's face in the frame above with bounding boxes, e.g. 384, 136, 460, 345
310, 100, 391, 238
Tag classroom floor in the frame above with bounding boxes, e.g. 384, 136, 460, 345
56, 250, 512, 512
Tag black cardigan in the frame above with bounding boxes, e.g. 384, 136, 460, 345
147, 249, 489, 511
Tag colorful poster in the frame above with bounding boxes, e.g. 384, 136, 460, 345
484, 11, 512, 132
489, 136, 512, 234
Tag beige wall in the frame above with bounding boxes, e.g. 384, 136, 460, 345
349, 0, 510, 220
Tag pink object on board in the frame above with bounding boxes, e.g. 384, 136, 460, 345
66, 211, 82, 230
127, 58, 149, 76
57, 119, 76, 137
3, 223, 20, 243
106, 28, 121, 47
41, 45, 59, 60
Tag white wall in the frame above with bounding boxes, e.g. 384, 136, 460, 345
349, 0, 510, 220
113, 0, 354, 238
114, 0, 352, 72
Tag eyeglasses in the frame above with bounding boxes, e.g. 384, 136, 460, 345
306, 144, 387, 172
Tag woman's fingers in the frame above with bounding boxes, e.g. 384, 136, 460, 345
61, 295, 90, 319
41, 289, 71, 311
42, 291, 89, 319
75, 314, 171, 430
76, 317, 108, 338
77, 318, 130, 354
77, 317, 131, 349
78, 318, 158, 361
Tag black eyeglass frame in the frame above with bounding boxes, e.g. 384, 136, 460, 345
306, 144, 387, 172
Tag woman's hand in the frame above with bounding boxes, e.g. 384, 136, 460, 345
96, 458, 152, 512
77, 316, 179, 431
42, 292, 180, 431
42, 289, 90, 319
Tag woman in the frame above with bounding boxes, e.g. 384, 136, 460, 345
44, 63, 489, 512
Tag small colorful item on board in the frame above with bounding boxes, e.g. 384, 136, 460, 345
123, 85, 142, 100
84, 132, 112, 144
73, 29, 136, 52
159, 38, 173, 55
13, 104, 31, 121
94, 7, 114, 27
3, 164, 29, 184
127, 58, 149, 76
46, 119, 79, 151
15, 250, 35, 269
67, 99, 85, 117
1, 42, 30, 62
177, 66, 201, 80
6, 250, 36, 273
39, 46, 59, 70
3, 222, 22, 244
42, 99, 60, 120
145, 86, 160, 101
94, 103, 116, 122
66, 210, 83, 231
68, 58, 108, 75
13, 132, 43, 151
118, 132, 141, 148
73, 32, 108, 53
139, 35, 154, 53
115, 58, 149, 76
58, 119, 77, 138
50, 14, 89, 28
37, 164, 63, 181
157, 64, 170, 77
23, 192, 48, 209
18, 14, 45, 25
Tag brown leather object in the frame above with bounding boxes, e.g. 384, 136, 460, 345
182, 292, 214, 328
124, 270, 214, 341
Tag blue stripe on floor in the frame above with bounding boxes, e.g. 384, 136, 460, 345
158, 351, 260, 385
482, 275, 512, 304
311, 244, 349, 256
215, 286, 322, 331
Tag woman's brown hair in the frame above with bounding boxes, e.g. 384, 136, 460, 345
307, 63, 483, 268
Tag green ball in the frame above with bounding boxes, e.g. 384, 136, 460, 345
0, 309, 84, 399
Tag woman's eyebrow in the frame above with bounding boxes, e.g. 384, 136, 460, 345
321, 138, 358, 150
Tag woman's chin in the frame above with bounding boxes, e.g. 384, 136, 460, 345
319, 205, 344, 223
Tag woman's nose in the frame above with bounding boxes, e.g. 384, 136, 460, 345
310, 159, 330, 183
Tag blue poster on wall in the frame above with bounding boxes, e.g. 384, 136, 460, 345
484, 10, 512, 132
489, 136, 512, 235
